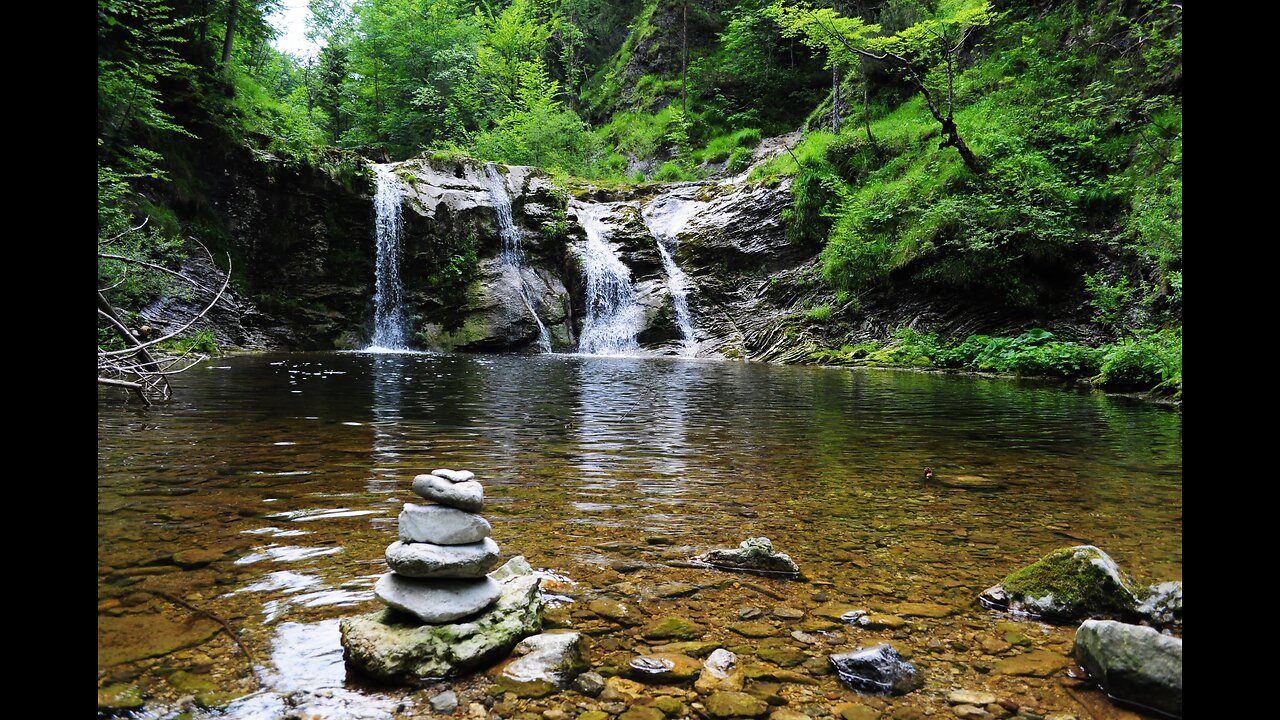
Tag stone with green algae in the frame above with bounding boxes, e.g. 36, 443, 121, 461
979, 546, 1140, 623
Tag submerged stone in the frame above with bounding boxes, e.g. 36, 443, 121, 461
412, 474, 485, 512
705, 690, 770, 718
692, 537, 801, 578
979, 545, 1140, 623
629, 652, 702, 683
829, 644, 923, 695
992, 650, 1069, 678
1073, 619, 1182, 718
341, 557, 543, 682
385, 537, 500, 578
373, 573, 501, 623
1136, 581, 1182, 627
642, 616, 704, 640
399, 502, 491, 545
498, 632, 588, 697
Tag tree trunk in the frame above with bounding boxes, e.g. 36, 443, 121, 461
939, 117, 982, 172
831, 64, 842, 133
862, 72, 875, 144
221, 0, 239, 66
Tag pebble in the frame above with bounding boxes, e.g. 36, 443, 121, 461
948, 690, 999, 706
430, 690, 459, 713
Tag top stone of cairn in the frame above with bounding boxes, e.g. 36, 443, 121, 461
432, 469, 475, 483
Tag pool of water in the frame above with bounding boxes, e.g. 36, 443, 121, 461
97, 352, 1181, 718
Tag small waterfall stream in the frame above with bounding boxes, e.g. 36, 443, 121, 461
641, 190, 705, 356
572, 201, 642, 355
369, 164, 409, 350
483, 164, 552, 353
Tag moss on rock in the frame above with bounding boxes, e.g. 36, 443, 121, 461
980, 545, 1140, 622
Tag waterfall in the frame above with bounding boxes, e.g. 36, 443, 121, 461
482, 164, 552, 353
572, 201, 642, 355
641, 191, 705, 356
369, 164, 408, 350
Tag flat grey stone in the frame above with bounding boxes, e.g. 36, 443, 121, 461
412, 474, 484, 511
386, 538, 500, 578
373, 573, 501, 623
399, 502, 491, 545
432, 468, 475, 483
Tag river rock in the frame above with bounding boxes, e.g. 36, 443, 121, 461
432, 468, 475, 483
385, 538, 500, 578
1073, 619, 1182, 718
572, 671, 605, 696
642, 616, 704, 640
948, 690, 998, 706
498, 632, 588, 697
1136, 581, 1182, 627
429, 690, 458, 713
705, 690, 770, 718
992, 650, 1069, 677
979, 545, 1140, 622
373, 573, 501, 623
341, 557, 543, 681
629, 652, 702, 683
692, 537, 801, 577
412, 474, 485, 512
829, 644, 923, 695
399, 503, 492, 545
696, 648, 743, 692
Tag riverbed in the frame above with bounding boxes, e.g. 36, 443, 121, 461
97, 352, 1181, 719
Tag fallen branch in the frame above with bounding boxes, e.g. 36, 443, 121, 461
142, 589, 258, 667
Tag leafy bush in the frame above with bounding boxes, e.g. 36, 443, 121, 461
726, 146, 754, 175
805, 305, 832, 322
1095, 330, 1181, 392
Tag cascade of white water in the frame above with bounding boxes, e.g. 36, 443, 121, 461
641, 191, 705, 356
483, 164, 552, 353
572, 201, 642, 355
369, 164, 408, 350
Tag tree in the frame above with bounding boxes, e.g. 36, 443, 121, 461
770, 0, 996, 173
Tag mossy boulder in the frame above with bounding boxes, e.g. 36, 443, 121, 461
340, 557, 543, 683
979, 545, 1140, 623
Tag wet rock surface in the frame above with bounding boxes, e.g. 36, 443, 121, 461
979, 546, 1142, 622
1073, 619, 1182, 718
829, 644, 923, 695
498, 632, 588, 697
340, 557, 543, 682
693, 537, 801, 577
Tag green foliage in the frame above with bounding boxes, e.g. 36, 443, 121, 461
1095, 330, 1182, 394
159, 329, 219, 356
426, 234, 479, 294
832, 327, 1178, 395
1083, 272, 1134, 328
726, 146, 754, 175
804, 305, 832, 323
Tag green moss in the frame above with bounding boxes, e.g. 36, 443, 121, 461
998, 546, 1139, 620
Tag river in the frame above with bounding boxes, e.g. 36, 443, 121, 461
97, 352, 1181, 718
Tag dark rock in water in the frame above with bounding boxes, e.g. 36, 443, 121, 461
572, 671, 605, 696
1137, 581, 1182, 627
373, 573, 501, 624
979, 545, 1140, 623
385, 537, 500, 578
692, 537, 800, 578
1074, 619, 1182, 718
412, 474, 484, 512
829, 644, 923, 695
341, 557, 543, 682
498, 632, 589, 697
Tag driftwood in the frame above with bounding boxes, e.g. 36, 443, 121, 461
98, 228, 232, 405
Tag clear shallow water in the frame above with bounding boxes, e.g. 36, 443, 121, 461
97, 353, 1181, 718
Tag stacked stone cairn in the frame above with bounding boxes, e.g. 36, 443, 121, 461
374, 468, 503, 623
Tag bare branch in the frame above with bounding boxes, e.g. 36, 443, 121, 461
99, 216, 150, 246
98, 253, 233, 358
